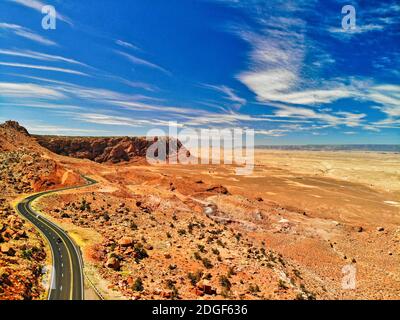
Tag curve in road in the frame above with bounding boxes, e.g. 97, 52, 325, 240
15, 176, 97, 300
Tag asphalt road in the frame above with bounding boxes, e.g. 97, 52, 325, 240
15, 176, 97, 300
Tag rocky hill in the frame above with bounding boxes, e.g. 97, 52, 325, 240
0, 121, 84, 193
0, 121, 83, 300
35, 135, 186, 164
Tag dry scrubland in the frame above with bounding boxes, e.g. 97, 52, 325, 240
1, 121, 399, 300
37, 148, 400, 300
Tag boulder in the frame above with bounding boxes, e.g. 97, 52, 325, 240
160, 290, 173, 299
118, 236, 134, 247
206, 185, 230, 195
105, 257, 120, 270
197, 280, 217, 295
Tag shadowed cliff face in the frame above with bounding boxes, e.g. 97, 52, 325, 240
35, 136, 185, 164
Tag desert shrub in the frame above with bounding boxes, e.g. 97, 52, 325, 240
249, 284, 260, 294
216, 239, 225, 247
188, 270, 203, 286
134, 243, 149, 262
295, 293, 305, 300
293, 268, 302, 279
227, 266, 236, 277
197, 244, 205, 253
133, 277, 144, 291
80, 199, 91, 211
177, 229, 186, 236
220, 288, 230, 298
278, 279, 288, 290
300, 284, 317, 300
21, 249, 32, 260
212, 248, 220, 255
278, 255, 286, 266
235, 233, 242, 242
166, 279, 179, 299
193, 252, 202, 260
202, 257, 213, 269
219, 275, 231, 290
130, 221, 138, 230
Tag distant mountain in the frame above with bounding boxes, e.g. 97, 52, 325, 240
256, 144, 400, 152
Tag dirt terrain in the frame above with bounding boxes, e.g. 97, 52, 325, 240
1, 121, 399, 300
37, 149, 400, 300
0, 121, 83, 300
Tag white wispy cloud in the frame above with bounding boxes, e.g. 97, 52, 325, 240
1, 77, 162, 110
201, 84, 246, 108
269, 104, 366, 128
0, 49, 88, 67
0, 22, 57, 46
115, 50, 171, 75
63, 112, 176, 129
115, 39, 139, 50
328, 24, 384, 36
110, 100, 200, 115
8, 0, 73, 26
254, 129, 289, 137
0, 61, 88, 76
51, 84, 157, 103
362, 84, 400, 131
0, 82, 64, 99
26, 124, 110, 135
103, 74, 157, 92
230, 15, 356, 107
214, 0, 400, 138
368, 84, 400, 117
239, 68, 356, 105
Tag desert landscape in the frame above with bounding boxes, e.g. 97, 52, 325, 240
0, 120, 399, 300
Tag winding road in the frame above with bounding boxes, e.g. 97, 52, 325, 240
15, 176, 97, 300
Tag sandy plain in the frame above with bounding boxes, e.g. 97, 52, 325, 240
35, 148, 400, 300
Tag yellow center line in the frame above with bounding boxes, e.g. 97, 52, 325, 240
14, 201, 55, 300
23, 201, 75, 300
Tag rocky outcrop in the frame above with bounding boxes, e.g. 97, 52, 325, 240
0, 121, 85, 194
35, 136, 186, 164
0, 121, 30, 137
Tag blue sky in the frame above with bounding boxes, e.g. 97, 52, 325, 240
0, 0, 399, 144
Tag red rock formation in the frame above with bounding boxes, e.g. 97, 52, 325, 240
35, 135, 185, 164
